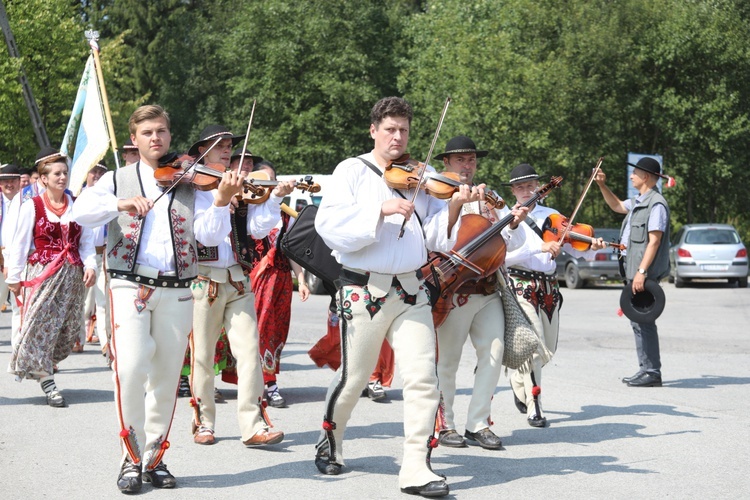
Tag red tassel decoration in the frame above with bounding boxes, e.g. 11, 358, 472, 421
531, 386, 541, 397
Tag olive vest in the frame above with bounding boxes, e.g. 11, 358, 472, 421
621, 189, 671, 281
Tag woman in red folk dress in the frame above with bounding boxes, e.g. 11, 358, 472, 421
6, 149, 96, 407
250, 160, 308, 408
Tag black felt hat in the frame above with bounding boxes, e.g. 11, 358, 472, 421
91, 160, 108, 172
505, 163, 541, 185
34, 147, 67, 167
123, 138, 137, 150
619, 280, 666, 323
230, 147, 263, 164
188, 125, 244, 156
434, 135, 488, 160
627, 157, 668, 180
0, 163, 21, 178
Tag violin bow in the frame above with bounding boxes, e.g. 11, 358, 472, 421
558, 156, 604, 245
150, 136, 224, 207
238, 99, 257, 170
397, 96, 452, 239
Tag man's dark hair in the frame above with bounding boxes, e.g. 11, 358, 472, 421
370, 96, 413, 128
253, 159, 276, 176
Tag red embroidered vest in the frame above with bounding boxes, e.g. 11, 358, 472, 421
27, 195, 83, 267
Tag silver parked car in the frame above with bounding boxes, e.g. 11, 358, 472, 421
555, 228, 623, 288
668, 223, 748, 288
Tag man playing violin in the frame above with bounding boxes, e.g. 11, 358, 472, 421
313, 97, 483, 498
504, 163, 604, 428
72, 106, 246, 493
186, 125, 295, 448
433, 136, 529, 451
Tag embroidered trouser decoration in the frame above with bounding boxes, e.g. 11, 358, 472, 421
143, 437, 170, 471
258, 397, 274, 428
134, 285, 155, 313
530, 371, 542, 418
119, 426, 141, 465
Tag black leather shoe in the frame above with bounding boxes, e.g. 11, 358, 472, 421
438, 429, 466, 448
142, 462, 176, 489
621, 371, 644, 384
315, 454, 342, 475
627, 372, 662, 387
527, 415, 548, 428
513, 392, 527, 414
401, 480, 450, 497
464, 428, 502, 450
117, 459, 142, 494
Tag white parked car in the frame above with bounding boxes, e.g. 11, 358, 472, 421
668, 223, 748, 288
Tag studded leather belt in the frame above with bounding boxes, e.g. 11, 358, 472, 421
109, 271, 193, 288
507, 267, 557, 283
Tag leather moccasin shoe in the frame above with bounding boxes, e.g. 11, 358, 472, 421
621, 371, 644, 384
243, 429, 284, 447
627, 372, 662, 387
315, 454, 342, 475
513, 392, 527, 414
193, 426, 215, 445
143, 462, 176, 489
438, 429, 466, 448
117, 459, 142, 494
401, 480, 450, 497
528, 415, 548, 428
464, 428, 503, 450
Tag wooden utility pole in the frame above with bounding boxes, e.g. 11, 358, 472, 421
0, 0, 51, 149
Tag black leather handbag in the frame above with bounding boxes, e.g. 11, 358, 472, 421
280, 204, 341, 291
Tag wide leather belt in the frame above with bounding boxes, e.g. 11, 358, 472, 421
507, 267, 557, 283
109, 271, 193, 288
336, 267, 420, 295
456, 274, 498, 295
95, 245, 105, 255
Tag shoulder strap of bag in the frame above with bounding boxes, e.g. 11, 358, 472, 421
357, 156, 423, 228
524, 217, 544, 239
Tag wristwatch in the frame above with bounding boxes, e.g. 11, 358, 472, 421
637, 268, 647, 275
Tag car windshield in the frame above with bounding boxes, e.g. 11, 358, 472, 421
684, 229, 739, 245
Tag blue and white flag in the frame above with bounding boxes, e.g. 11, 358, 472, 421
61, 55, 110, 195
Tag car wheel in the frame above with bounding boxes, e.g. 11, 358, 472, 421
565, 262, 584, 289
305, 272, 326, 295
674, 275, 687, 288
738, 277, 748, 288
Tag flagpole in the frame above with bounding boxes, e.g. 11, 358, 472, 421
85, 30, 120, 169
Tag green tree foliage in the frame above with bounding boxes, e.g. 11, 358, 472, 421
216, 0, 411, 173
0, 0, 85, 166
4, 0, 750, 241
400, 0, 750, 238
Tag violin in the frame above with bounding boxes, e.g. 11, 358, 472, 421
383, 155, 505, 209
154, 155, 225, 191
542, 213, 625, 251
235, 173, 321, 204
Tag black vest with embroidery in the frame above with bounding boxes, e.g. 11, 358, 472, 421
106, 163, 198, 279
197, 204, 257, 271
